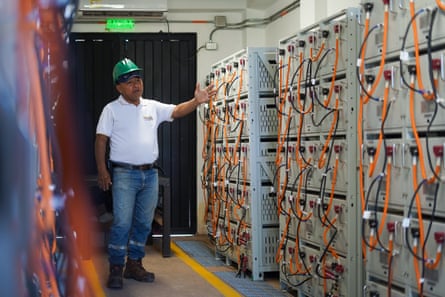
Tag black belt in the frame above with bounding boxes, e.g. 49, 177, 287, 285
111, 161, 154, 171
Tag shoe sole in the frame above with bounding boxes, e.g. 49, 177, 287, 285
123, 274, 155, 282
107, 284, 123, 289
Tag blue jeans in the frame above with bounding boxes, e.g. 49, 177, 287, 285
108, 167, 158, 265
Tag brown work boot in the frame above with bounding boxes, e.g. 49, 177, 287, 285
124, 258, 155, 282
107, 264, 123, 289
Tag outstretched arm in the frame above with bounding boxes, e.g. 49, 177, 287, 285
171, 82, 216, 119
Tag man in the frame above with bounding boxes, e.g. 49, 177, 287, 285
95, 58, 215, 289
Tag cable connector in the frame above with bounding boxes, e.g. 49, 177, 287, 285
409, 146, 419, 157
387, 221, 396, 233
386, 145, 394, 157
309, 200, 316, 208
432, 59, 441, 70
363, 210, 371, 219
287, 44, 295, 53
402, 217, 410, 228
407, 65, 417, 75
365, 74, 375, 85
363, 3, 374, 13
411, 227, 420, 238
308, 35, 316, 44
384, 70, 392, 81
400, 51, 410, 61
334, 145, 342, 154
334, 24, 341, 34
434, 232, 445, 244
433, 145, 444, 158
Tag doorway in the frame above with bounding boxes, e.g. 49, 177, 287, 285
69, 32, 198, 234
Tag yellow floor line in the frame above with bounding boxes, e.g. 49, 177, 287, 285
82, 260, 106, 297
171, 242, 242, 297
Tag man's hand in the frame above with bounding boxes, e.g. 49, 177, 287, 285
97, 169, 112, 191
194, 82, 216, 105
171, 82, 217, 118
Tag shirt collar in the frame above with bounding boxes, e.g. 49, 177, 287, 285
118, 95, 146, 106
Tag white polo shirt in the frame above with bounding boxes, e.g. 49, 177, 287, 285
96, 95, 176, 165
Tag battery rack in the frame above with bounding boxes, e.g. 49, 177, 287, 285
358, 1, 445, 296
201, 47, 281, 280
275, 8, 362, 297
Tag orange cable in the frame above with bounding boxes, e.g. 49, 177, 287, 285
233, 68, 245, 119
358, 14, 370, 261
311, 40, 325, 62
276, 213, 291, 263
275, 57, 286, 167
282, 54, 292, 106
368, 82, 390, 177
409, 80, 428, 180
409, 1, 435, 100
318, 97, 339, 169
426, 249, 442, 270
387, 236, 394, 297
413, 244, 423, 296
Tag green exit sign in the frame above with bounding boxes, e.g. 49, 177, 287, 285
106, 19, 135, 31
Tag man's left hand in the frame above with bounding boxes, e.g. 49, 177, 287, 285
194, 82, 216, 104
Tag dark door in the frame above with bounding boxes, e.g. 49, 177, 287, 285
69, 32, 197, 234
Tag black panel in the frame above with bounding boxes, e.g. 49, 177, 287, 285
69, 32, 197, 234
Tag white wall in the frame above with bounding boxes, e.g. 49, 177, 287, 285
72, 0, 361, 235
327, 0, 361, 16
264, 5, 300, 47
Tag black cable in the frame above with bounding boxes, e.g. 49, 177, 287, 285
311, 109, 335, 127
356, 23, 384, 102
312, 48, 340, 112
361, 173, 385, 251
399, 8, 431, 95
315, 227, 338, 280
318, 109, 340, 226
424, 7, 442, 183
272, 62, 291, 116
288, 58, 312, 115
404, 179, 428, 261
427, 7, 439, 101
370, 101, 392, 253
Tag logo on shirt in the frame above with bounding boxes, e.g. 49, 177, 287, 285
143, 115, 153, 121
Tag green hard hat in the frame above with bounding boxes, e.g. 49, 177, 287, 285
112, 58, 142, 84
